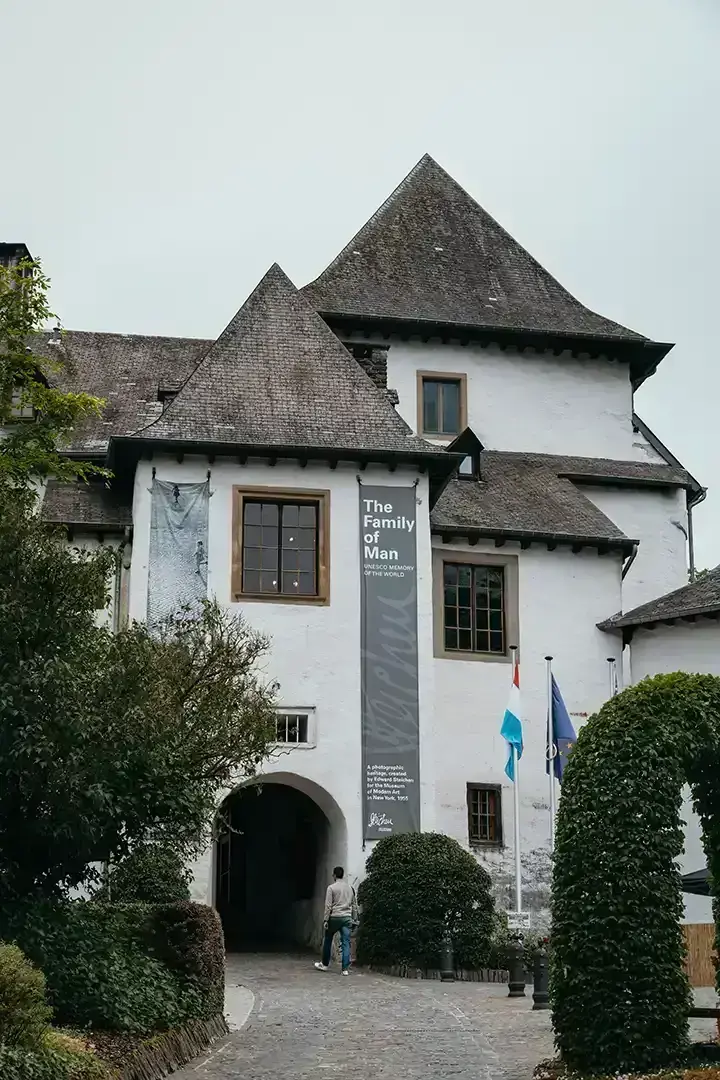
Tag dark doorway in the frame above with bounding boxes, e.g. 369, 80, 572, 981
216, 783, 329, 950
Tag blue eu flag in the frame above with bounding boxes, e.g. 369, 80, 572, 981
547, 676, 577, 782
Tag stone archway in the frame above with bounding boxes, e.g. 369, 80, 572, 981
214, 773, 347, 951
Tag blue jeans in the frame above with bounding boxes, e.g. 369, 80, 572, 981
322, 919, 351, 969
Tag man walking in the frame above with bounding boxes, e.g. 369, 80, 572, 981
314, 866, 358, 976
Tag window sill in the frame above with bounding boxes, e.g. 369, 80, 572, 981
420, 431, 459, 443
469, 840, 504, 850
436, 648, 511, 664
270, 742, 316, 751
233, 592, 329, 606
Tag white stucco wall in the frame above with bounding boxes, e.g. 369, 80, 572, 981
631, 621, 718, 923
577, 484, 688, 612
385, 340, 634, 458
67, 531, 122, 630
128, 455, 436, 907
433, 538, 623, 918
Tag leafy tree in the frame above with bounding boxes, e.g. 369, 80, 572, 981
0, 257, 104, 487
92, 845, 192, 904
0, 489, 278, 900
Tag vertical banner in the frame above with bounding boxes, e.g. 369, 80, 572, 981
147, 480, 209, 632
360, 484, 420, 840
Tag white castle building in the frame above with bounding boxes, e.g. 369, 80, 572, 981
11, 156, 717, 944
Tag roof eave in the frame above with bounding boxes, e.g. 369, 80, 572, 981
432, 523, 636, 557
561, 471, 692, 492
317, 311, 672, 375
598, 603, 720, 634
108, 435, 461, 505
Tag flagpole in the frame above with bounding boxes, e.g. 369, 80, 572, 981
509, 645, 522, 914
545, 655, 557, 850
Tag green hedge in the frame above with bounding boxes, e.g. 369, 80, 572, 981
0, 900, 225, 1034
356, 832, 495, 969
0, 942, 53, 1048
551, 672, 720, 1075
0, 1032, 109, 1080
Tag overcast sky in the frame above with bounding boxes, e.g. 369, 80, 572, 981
3, 0, 718, 565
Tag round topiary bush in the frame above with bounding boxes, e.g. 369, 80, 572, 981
94, 845, 192, 904
0, 942, 53, 1048
356, 832, 495, 969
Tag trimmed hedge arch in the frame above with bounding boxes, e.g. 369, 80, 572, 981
552, 672, 720, 1074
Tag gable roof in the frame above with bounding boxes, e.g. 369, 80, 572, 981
432, 451, 637, 554
599, 567, 720, 631
302, 156, 670, 381
632, 413, 704, 501
131, 263, 448, 463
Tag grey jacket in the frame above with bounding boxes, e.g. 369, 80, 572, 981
323, 879, 358, 924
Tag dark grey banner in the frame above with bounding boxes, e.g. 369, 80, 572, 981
360, 484, 420, 840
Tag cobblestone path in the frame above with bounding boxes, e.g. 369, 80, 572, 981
175, 954, 554, 1080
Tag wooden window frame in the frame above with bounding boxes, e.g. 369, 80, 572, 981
416, 371, 467, 440
467, 783, 503, 847
232, 486, 330, 605
432, 549, 518, 662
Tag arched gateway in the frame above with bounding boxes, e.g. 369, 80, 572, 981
214, 773, 347, 951
552, 672, 720, 1075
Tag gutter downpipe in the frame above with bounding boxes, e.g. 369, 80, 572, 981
687, 488, 707, 584
112, 527, 133, 634
622, 543, 639, 581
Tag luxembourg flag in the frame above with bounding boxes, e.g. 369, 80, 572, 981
500, 657, 523, 782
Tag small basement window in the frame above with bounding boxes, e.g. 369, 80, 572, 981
467, 784, 503, 846
275, 711, 311, 744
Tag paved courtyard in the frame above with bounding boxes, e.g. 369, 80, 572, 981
176, 955, 719, 1080
177, 953, 555, 1080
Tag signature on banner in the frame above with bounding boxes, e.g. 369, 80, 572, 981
368, 813, 393, 829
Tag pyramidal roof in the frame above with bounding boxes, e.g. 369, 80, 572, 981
134, 263, 443, 458
303, 155, 646, 343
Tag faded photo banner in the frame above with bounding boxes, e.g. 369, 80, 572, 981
360, 484, 420, 840
147, 479, 209, 633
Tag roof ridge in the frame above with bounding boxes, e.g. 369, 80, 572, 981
131, 263, 292, 438
129, 262, 447, 460
303, 155, 437, 288
303, 154, 651, 347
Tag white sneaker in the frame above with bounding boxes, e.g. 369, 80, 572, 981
314, 962, 329, 972
341, 970, 350, 976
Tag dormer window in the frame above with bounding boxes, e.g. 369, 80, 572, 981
458, 455, 475, 479
447, 427, 483, 481
10, 388, 35, 420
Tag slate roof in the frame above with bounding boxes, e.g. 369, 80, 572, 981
40, 480, 132, 529
133, 263, 445, 461
599, 568, 720, 630
303, 155, 651, 345
432, 451, 636, 551
509, 451, 693, 490
32, 330, 210, 452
